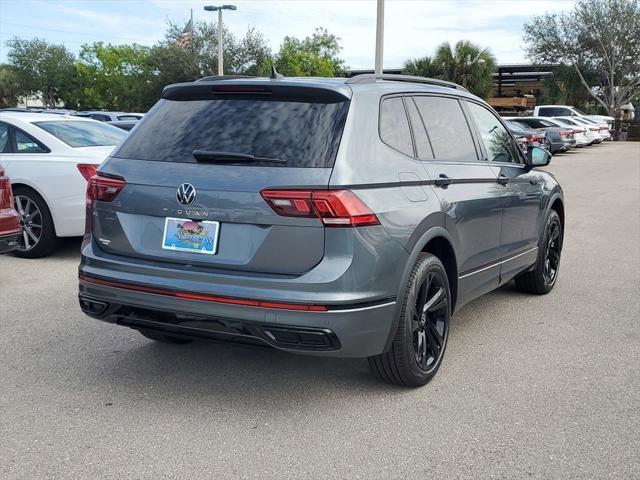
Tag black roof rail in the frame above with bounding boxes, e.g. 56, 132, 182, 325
345, 74, 468, 92
197, 75, 256, 82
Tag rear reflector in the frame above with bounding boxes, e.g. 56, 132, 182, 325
261, 189, 380, 227
87, 175, 126, 203
79, 274, 328, 312
77, 164, 98, 181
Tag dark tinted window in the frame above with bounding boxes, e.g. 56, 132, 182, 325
538, 107, 567, 117
519, 118, 553, 128
90, 114, 110, 122
379, 97, 413, 157
413, 96, 477, 161
467, 102, 521, 164
117, 115, 141, 121
405, 98, 433, 159
15, 130, 47, 153
113, 98, 349, 168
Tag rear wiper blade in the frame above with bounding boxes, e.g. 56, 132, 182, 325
192, 150, 287, 164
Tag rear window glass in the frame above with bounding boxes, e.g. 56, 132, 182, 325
112, 98, 350, 168
35, 121, 126, 147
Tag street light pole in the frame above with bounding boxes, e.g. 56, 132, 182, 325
374, 0, 384, 74
218, 9, 224, 76
204, 4, 237, 76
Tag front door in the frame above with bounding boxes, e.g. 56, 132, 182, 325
464, 101, 542, 282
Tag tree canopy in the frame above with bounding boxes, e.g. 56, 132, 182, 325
402, 41, 496, 99
2, 23, 345, 110
523, 0, 640, 116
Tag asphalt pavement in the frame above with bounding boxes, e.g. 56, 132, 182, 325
1, 141, 639, 479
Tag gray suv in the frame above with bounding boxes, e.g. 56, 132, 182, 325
78, 74, 564, 387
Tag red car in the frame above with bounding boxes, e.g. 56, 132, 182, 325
0, 165, 21, 253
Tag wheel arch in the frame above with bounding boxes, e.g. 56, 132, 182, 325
382, 225, 459, 353
10, 182, 58, 236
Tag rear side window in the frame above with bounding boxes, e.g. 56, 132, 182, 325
113, 97, 350, 168
35, 121, 126, 147
0, 124, 9, 153
379, 97, 413, 157
15, 130, 47, 153
404, 98, 433, 159
413, 96, 477, 162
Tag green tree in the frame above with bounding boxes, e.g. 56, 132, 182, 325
540, 65, 601, 111
432, 40, 497, 99
270, 28, 347, 77
402, 56, 436, 77
0, 64, 21, 108
5, 37, 76, 107
523, 0, 640, 117
75, 42, 154, 111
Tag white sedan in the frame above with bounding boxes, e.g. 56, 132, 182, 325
0, 112, 127, 257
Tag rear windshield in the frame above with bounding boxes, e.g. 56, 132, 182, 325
35, 121, 126, 147
112, 98, 350, 168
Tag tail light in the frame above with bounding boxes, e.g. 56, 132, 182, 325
77, 164, 98, 181
261, 189, 380, 227
87, 175, 126, 203
559, 130, 571, 138
0, 169, 14, 211
83, 175, 126, 246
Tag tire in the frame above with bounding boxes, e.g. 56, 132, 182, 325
138, 329, 193, 345
368, 253, 451, 387
515, 210, 563, 295
11, 187, 59, 259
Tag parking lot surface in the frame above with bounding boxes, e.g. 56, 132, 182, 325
1, 142, 639, 479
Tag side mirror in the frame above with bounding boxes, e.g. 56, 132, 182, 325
526, 146, 551, 169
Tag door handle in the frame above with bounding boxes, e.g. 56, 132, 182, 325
497, 174, 510, 185
434, 174, 453, 188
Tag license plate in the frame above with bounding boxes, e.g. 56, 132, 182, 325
162, 217, 220, 255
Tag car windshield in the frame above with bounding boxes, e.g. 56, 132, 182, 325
34, 121, 126, 147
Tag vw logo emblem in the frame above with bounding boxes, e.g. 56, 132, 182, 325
176, 183, 196, 206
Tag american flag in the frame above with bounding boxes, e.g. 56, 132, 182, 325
176, 17, 193, 48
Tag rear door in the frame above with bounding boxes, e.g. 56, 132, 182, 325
411, 95, 503, 302
93, 84, 351, 275
464, 100, 542, 280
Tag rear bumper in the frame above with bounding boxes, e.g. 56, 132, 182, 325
0, 229, 21, 254
79, 276, 397, 357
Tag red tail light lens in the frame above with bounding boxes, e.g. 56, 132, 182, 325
0, 170, 14, 211
261, 189, 380, 227
87, 175, 126, 203
559, 130, 570, 137
77, 164, 98, 181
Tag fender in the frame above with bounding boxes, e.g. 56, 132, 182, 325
382, 223, 458, 353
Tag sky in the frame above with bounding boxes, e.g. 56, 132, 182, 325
0, 0, 577, 68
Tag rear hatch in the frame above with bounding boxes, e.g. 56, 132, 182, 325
92, 81, 351, 275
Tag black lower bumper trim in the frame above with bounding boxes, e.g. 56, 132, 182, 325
79, 294, 341, 351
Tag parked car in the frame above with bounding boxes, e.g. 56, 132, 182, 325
73, 111, 144, 122
505, 120, 546, 152
78, 74, 565, 387
0, 112, 127, 257
553, 117, 601, 144
106, 120, 138, 131
0, 163, 21, 254
504, 117, 576, 153
542, 118, 591, 147
563, 116, 611, 141
533, 105, 614, 127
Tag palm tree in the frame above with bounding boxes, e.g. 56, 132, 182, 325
432, 41, 496, 99
402, 56, 436, 77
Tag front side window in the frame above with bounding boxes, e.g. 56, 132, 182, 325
466, 102, 521, 164
15, 130, 47, 153
413, 96, 477, 162
34, 121, 126, 147
379, 97, 414, 157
